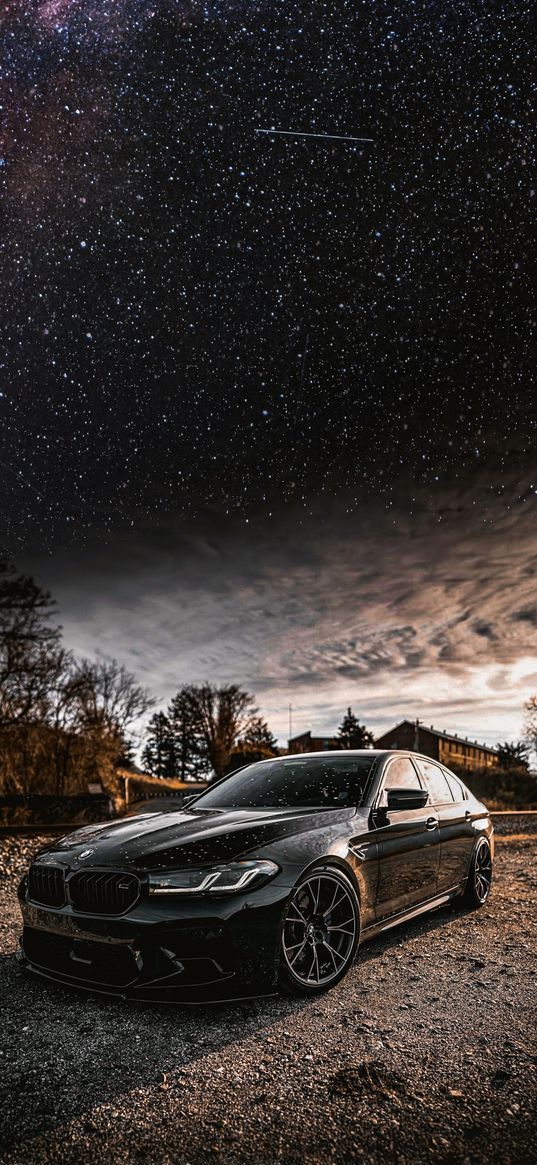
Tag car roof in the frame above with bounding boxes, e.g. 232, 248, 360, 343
276, 749, 448, 765
276, 749, 387, 761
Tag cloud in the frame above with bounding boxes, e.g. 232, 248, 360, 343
22, 466, 537, 745
510, 606, 537, 628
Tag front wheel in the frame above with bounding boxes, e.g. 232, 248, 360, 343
279, 866, 360, 996
460, 838, 493, 908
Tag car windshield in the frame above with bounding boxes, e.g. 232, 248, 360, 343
192, 755, 377, 809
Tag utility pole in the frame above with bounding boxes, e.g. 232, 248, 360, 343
289, 703, 293, 743
414, 718, 420, 751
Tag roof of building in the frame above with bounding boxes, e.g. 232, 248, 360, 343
288, 731, 338, 741
378, 719, 499, 755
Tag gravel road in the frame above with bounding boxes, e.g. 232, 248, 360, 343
1, 828, 536, 1165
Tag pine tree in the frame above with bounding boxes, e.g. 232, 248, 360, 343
142, 711, 176, 779
227, 714, 279, 772
496, 740, 530, 771
167, 688, 207, 781
242, 715, 278, 754
167, 684, 271, 780
337, 707, 375, 750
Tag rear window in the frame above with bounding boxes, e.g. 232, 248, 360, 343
443, 769, 468, 802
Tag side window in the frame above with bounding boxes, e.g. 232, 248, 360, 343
443, 769, 467, 802
419, 761, 454, 805
379, 758, 421, 807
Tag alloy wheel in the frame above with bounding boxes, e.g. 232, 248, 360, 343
474, 840, 493, 902
282, 871, 358, 987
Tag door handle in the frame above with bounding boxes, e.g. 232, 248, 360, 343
425, 816, 438, 831
465, 810, 472, 821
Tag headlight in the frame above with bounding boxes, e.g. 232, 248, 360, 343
147, 859, 279, 896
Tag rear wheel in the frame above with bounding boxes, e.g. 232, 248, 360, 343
460, 838, 493, 908
279, 866, 360, 996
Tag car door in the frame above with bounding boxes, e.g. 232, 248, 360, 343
416, 760, 475, 892
371, 756, 440, 921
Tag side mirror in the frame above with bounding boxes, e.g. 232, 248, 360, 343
387, 788, 429, 811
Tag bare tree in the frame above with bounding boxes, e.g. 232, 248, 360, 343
65, 655, 154, 742
0, 562, 64, 726
524, 696, 537, 761
49, 656, 154, 798
0, 563, 156, 798
187, 684, 259, 780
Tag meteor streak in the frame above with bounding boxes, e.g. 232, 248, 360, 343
255, 128, 375, 144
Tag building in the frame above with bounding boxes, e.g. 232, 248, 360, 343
288, 731, 340, 754
375, 720, 499, 771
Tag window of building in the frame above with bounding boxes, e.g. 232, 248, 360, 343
418, 760, 454, 805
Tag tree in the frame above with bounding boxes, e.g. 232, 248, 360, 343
60, 656, 154, 795
496, 741, 530, 771
186, 684, 261, 780
0, 561, 64, 726
226, 714, 279, 773
524, 696, 537, 761
242, 715, 278, 754
142, 711, 177, 779
0, 562, 156, 799
65, 656, 153, 741
0, 561, 72, 794
167, 687, 208, 781
337, 707, 375, 750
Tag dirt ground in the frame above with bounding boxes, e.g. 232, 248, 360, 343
0, 828, 536, 1165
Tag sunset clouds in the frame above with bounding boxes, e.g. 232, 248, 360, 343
24, 463, 537, 748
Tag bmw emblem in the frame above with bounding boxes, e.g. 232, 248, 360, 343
78, 849, 95, 861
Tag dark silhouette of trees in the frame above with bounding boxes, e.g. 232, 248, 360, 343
226, 714, 279, 773
1, 563, 280, 794
0, 561, 64, 727
64, 656, 153, 744
142, 685, 278, 781
524, 696, 537, 761
336, 707, 375, 749
190, 684, 265, 780
0, 561, 154, 797
496, 740, 530, 771
168, 687, 207, 781
142, 711, 176, 779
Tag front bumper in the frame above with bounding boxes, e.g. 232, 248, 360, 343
18, 880, 290, 1003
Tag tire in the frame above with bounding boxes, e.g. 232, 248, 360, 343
460, 838, 493, 908
279, 865, 360, 996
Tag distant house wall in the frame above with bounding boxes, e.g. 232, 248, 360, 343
376, 722, 439, 759
288, 732, 340, 753
288, 721, 498, 770
375, 720, 498, 770
437, 739, 497, 770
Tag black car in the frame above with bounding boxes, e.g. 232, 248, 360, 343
18, 750, 494, 1002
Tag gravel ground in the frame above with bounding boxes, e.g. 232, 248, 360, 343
1, 827, 536, 1165
490, 813, 537, 836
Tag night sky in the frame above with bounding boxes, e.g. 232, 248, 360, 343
1, 1, 536, 745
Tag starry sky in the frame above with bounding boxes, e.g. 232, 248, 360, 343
1, 1, 536, 746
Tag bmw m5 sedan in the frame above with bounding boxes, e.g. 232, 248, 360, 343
18, 750, 494, 1002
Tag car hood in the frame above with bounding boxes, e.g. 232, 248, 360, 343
36, 805, 359, 870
